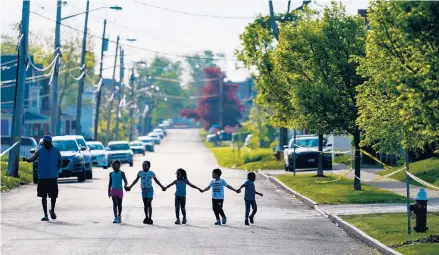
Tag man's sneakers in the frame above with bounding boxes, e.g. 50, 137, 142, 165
249, 215, 254, 224
49, 209, 57, 220
41, 216, 49, 222
215, 219, 221, 225
222, 217, 227, 225
175, 219, 181, 225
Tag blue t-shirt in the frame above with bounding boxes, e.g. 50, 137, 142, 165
175, 179, 187, 197
243, 180, 256, 201
111, 171, 123, 190
210, 178, 228, 199
38, 147, 60, 179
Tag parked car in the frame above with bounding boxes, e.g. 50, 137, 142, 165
86, 141, 108, 169
206, 134, 217, 143
137, 136, 155, 152
153, 128, 165, 139
1, 136, 37, 158
64, 135, 93, 179
107, 141, 134, 167
32, 137, 87, 183
283, 135, 332, 171
130, 141, 146, 155
158, 124, 167, 136
148, 132, 161, 145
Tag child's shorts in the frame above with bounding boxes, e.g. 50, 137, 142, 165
142, 188, 154, 199
111, 189, 124, 198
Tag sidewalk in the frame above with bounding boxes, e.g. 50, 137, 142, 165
261, 164, 439, 212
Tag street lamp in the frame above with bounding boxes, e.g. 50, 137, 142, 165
61, 6, 122, 21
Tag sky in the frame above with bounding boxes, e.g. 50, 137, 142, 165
0, 0, 370, 84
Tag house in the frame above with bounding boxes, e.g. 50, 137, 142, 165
1, 55, 50, 140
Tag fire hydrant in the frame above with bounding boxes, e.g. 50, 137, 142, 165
410, 188, 428, 233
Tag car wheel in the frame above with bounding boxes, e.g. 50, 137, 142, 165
86, 170, 93, 179
78, 169, 86, 182
129, 161, 134, 167
142, 152, 145, 156
284, 164, 288, 172
103, 166, 108, 169
33, 173, 38, 184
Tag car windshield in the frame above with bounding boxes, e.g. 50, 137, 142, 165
140, 139, 152, 143
88, 144, 104, 150
53, 140, 79, 152
291, 138, 319, 148
130, 143, 142, 146
75, 138, 87, 147
109, 144, 130, 150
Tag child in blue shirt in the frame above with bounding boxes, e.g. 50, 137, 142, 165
237, 172, 263, 225
163, 168, 202, 224
201, 168, 240, 225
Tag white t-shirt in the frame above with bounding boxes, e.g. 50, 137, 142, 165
210, 178, 228, 199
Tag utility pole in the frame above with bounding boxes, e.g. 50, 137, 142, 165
7, 0, 30, 177
51, 0, 62, 136
405, 148, 411, 235
219, 74, 224, 129
115, 48, 124, 140
105, 36, 119, 145
75, 0, 90, 135
129, 67, 135, 142
93, 19, 107, 141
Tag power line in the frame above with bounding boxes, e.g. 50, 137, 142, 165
132, 0, 255, 20
30, 11, 238, 61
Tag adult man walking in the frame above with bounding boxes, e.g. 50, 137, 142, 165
23, 135, 62, 221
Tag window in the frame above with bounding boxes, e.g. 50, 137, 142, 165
52, 140, 79, 152
109, 144, 130, 150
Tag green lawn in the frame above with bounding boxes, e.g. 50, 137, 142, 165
377, 158, 439, 187
342, 213, 439, 255
333, 154, 352, 165
209, 146, 283, 171
276, 174, 406, 204
1, 160, 33, 192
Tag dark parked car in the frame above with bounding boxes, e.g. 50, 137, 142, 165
283, 135, 332, 171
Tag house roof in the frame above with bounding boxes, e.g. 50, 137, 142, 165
24, 111, 50, 124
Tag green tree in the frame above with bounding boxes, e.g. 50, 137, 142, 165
356, 1, 439, 154
242, 105, 277, 148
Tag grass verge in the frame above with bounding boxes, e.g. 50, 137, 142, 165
342, 213, 439, 255
276, 174, 406, 204
209, 146, 283, 171
1, 161, 33, 192
377, 158, 439, 187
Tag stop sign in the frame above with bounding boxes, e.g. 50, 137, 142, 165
224, 125, 233, 134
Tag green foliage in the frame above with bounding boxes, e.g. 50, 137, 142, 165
1, 161, 33, 192
342, 213, 439, 255
209, 146, 282, 170
276, 174, 406, 204
356, 1, 439, 153
333, 155, 352, 166
241, 105, 278, 148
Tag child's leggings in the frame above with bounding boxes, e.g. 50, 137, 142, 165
175, 196, 186, 219
245, 200, 257, 219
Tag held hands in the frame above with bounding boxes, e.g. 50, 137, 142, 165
124, 186, 131, 192
22, 158, 28, 162
198, 188, 204, 193
236, 189, 241, 194
162, 187, 167, 191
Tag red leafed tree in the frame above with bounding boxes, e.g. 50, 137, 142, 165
180, 67, 243, 129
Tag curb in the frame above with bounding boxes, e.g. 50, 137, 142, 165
257, 170, 401, 255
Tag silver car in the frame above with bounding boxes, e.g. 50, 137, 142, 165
64, 135, 93, 179
148, 132, 161, 145
107, 141, 134, 167
86, 141, 109, 169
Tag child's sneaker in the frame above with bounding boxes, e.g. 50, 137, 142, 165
215, 220, 221, 225
147, 219, 153, 225
117, 216, 122, 224
222, 217, 227, 225
245, 220, 249, 225
49, 209, 57, 220
41, 216, 49, 222
143, 218, 148, 224
113, 217, 118, 223
175, 219, 181, 225
182, 218, 187, 224
249, 215, 254, 224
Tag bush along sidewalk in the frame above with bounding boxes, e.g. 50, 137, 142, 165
1, 160, 33, 192
342, 213, 439, 255
209, 146, 283, 171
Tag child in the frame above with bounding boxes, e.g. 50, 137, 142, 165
127, 160, 164, 225
237, 172, 263, 225
201, 168, 239, 225
163, 168, 203, 225
107, 160, 128, 224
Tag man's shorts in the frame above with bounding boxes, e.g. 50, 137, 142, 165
37, 179, 59, 198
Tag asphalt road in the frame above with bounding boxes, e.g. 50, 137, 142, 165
1, 129, 374, 255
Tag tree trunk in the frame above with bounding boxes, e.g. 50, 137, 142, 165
317, 133, 324, 176
353, 128, 362, 190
